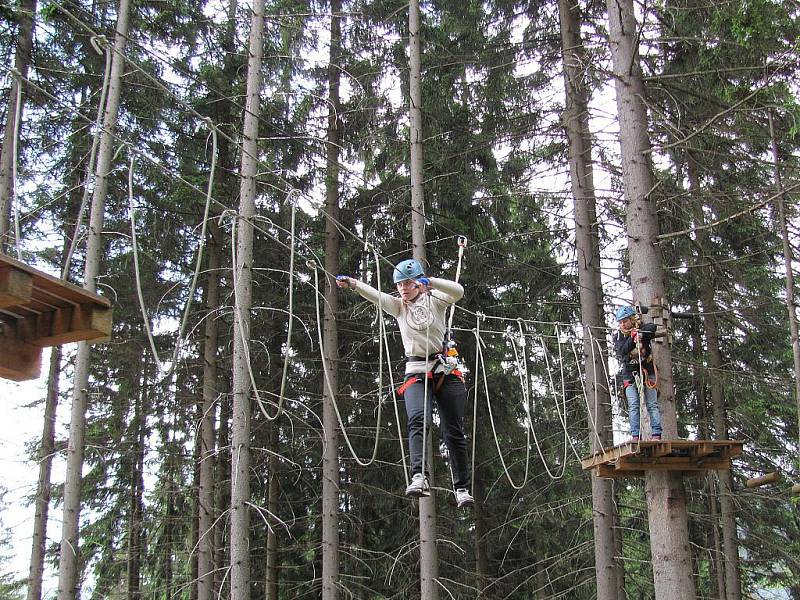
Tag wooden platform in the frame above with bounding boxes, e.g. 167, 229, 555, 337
581, 439, 744, 478
0, 253, 112, 381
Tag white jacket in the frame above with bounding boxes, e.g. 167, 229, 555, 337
354, 277, 464, 374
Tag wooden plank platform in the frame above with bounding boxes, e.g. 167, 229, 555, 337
0, 253, 112, 381
581, 439, 744, 478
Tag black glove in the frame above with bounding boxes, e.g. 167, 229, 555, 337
639, 323, 657, 341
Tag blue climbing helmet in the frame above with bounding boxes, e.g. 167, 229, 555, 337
393, 258, 425, 283
615, 305, 636, 322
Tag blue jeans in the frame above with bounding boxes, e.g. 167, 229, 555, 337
403, 374, 470, 489
625, 375, 662, 437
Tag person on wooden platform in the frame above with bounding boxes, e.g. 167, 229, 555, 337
613, 305, 662, 443
336, 258, 474, 508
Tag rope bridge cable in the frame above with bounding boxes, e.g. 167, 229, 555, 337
13, 30, 622, 475
468, 314, 620, 480
12, 59, 594, 327
8, 8, 628, 476
158, 181, 618, 477
472, 317, 567, 481
578, 328, 612, 454
543, 324, 584, 462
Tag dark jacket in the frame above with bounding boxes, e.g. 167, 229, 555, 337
613, 322, 657, 382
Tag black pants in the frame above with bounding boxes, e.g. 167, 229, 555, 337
403, 373, 470, 490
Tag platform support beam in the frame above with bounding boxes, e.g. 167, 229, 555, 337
0, 337, 41, 380
0, 267, 32, 308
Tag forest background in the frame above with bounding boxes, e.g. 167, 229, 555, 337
0, 0, 798, 598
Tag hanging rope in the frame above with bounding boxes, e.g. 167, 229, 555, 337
127, 121, 218, 378
472, 314, 532, 489
539, 325, 583, 462
446, 235, 467, 335
256, 190, 299, 421
224, 190, 298, 421
311, 245, 386, 467
63, 35, 113, 278
568, 334, 607, 455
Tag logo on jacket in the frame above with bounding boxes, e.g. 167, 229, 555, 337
406, 301, 433, 329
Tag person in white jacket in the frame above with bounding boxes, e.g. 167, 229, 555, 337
336, 258, 474, 508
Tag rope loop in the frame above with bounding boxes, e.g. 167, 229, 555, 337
89, 34, 108, 54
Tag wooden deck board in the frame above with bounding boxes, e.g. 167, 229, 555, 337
582, 440, 744, 479
0, 254, 112, 381
0, 254, 111, 308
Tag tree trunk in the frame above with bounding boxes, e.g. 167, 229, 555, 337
29, 105, 96, 600
691, 305, 726, 599
409, 0, 427, 263
191, 425, 201, 600
686, 160, 742, 600
126, 364, 146, 600
0, 0, 37, 250
230, 0, 265, 597
769, 111, 800, 476
473, 470, 490, 596
605, 0, 696, 596
198, 219, 222, 600
558, 0, 620, 597
56, 0, 131, 596
26, 347, 60, 600
203, 0, 236, 593
265, 421, 279, 600
408, 0, 439, 596
215, 387, 231, 597
321, 1, 343, 598
612, 487, 626, 600
163, 454, 176, 599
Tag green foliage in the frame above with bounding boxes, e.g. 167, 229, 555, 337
6, 0, 800, 596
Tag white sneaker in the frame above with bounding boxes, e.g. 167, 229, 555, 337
405, 473, 430, 497
455, 488, 474, 508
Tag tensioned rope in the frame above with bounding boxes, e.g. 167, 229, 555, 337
10, 37, 624, 476
223, 204, 623, 473
225, 200, 628, 474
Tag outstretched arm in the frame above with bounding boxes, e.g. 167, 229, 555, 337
336, 275, 402, 317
